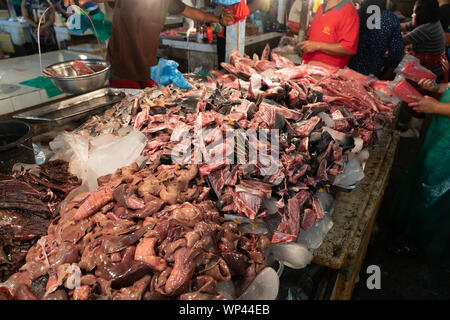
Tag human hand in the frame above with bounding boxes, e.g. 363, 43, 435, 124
417, 79, 440, 93
34, 27, 46, 35
297, 40, 322, 53
219, 9, 235, 27
408, 95, 440, 114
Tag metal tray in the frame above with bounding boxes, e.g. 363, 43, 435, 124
13, 88, 124, 126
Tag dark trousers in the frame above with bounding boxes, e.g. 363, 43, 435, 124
217, 35, 226, 67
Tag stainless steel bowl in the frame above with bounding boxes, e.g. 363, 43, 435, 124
45, 59, 111, 95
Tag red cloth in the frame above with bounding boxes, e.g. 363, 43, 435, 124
218, 0, 250, 38
287, 21, 300, 35
109, 79, 158, 89
302, 1, 359, 69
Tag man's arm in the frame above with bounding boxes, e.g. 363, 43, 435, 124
400, 22, 408, 32
41, 6, 55, 29
181, 6, 234, 26
409, 97, 450, 117
299, 5, 358, 57
402, 25, 425, 46
315, 42, 354, 55
57, 1, 71, 16
298, 41, 354, 56
400, 21, 413, 32
22, 0, 37, 28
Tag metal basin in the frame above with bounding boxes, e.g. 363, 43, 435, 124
45, 59, 111, 95
0, 120, 35, 174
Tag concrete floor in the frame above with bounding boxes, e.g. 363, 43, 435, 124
352, 111, 450, 300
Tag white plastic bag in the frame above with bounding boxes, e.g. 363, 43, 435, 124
333, 157, 365, 189
64, 133, 90, 182
297, 214, 334, 250
271, 242, 313, 269
86, 130, 147, 190
237, 267, 279, 300
394, 54, 436, 83
218, 280, 236, 300
48, 130, 147, 191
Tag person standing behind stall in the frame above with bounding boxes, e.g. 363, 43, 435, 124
53, 0, 72, 18
402, 0, 448, 81
13, 0, 24, 16
287, 0, 304, 37
21, 0, 59, 53
216, 0, 268, 66
348, 0, 403, 78
64, 0, 235, 90
399, 0, 448, 138
298, 0, 360, 68
438, 0, 450, 31
388, 79, 450, 261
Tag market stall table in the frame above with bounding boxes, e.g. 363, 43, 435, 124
0, 43, 403, 300
277, 124, 400, 300
0, 50, 103, 117
314, 121, 400, 299
160, 32, 283, 73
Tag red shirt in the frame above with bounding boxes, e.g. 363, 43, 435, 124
302, 0, 359, 68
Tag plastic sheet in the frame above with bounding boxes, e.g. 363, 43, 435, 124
391, 76, 423, 103
297, 214, 334, 250
333, 157, 365, 189
86, 130, 147, 190
218, 280, 236, 300
237, 267, 279, 300
49, 130, 147, 191
395, 54, 436, 83
271, 242, 313, 269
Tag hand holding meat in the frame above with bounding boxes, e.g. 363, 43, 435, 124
417, 79, 440, 93
297, 40, 322, 53
220, 9, 235, 27
34, 27, 48, 36
409, 95, 440, 114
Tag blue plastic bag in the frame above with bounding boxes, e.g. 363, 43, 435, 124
211, 0, 241, 5
150, 59, 192, 89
